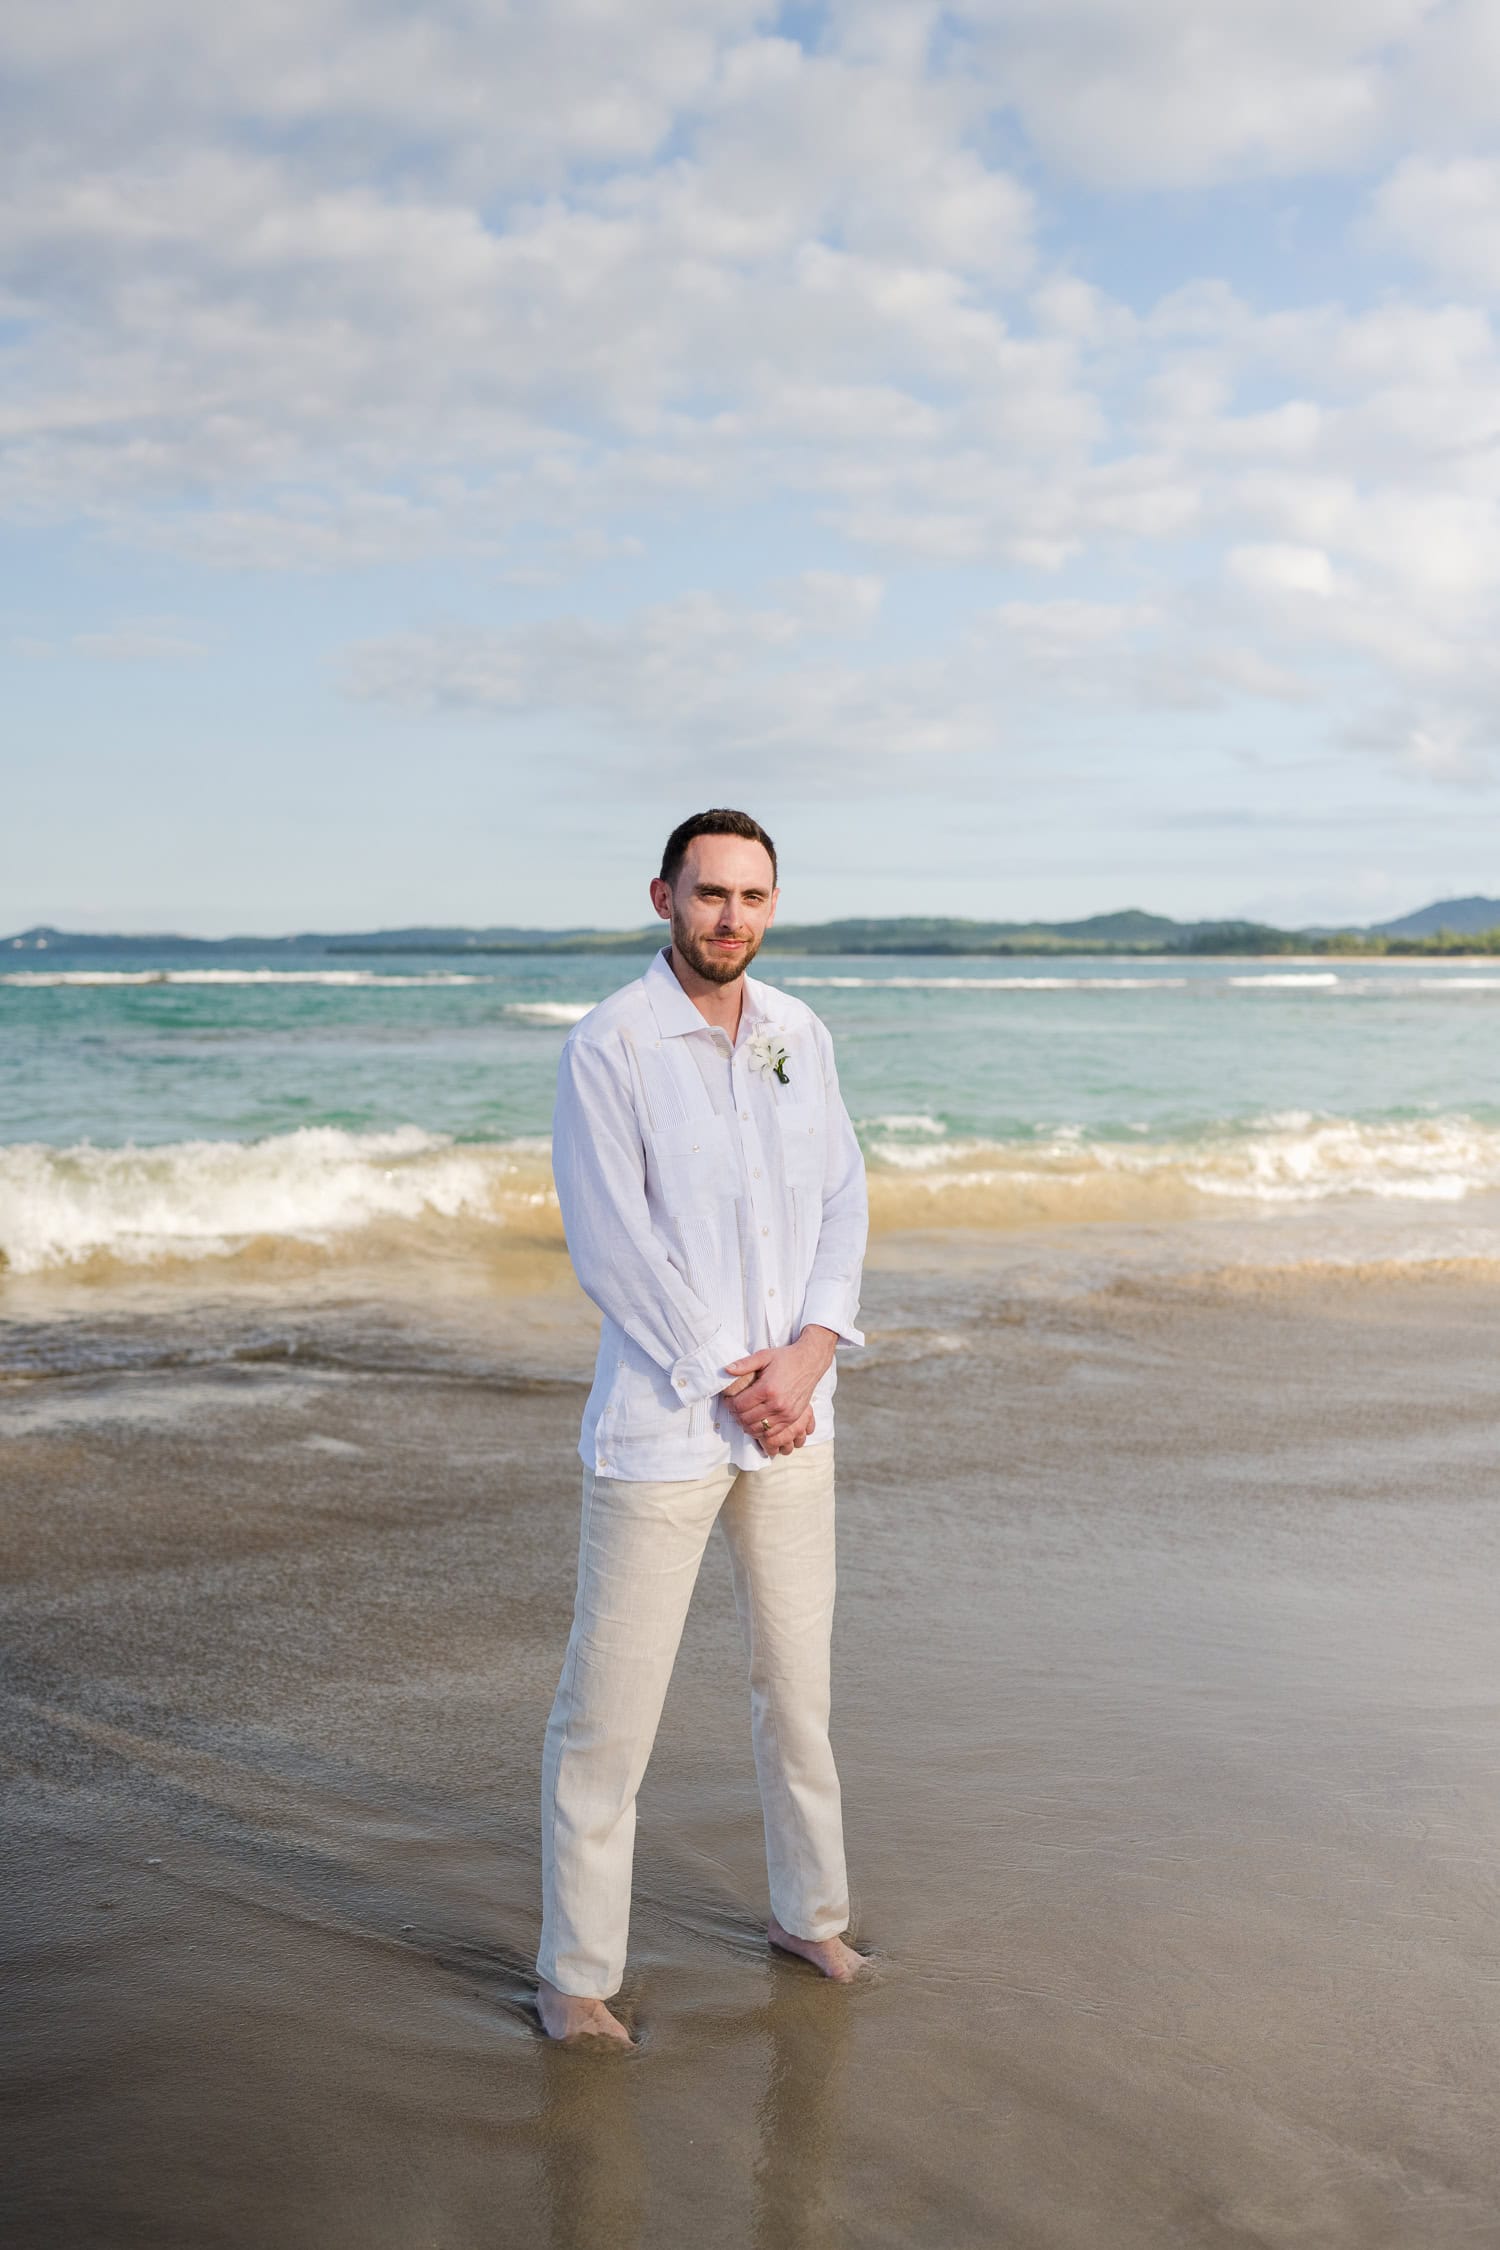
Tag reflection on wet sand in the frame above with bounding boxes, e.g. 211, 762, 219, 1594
535, 1964, 849, 2250
540, 2043, 647, 2250
754, 1974, 850, 2250
7, 1260, 1500, 2245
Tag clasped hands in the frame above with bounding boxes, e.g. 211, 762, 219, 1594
718, 1325, 838, 1456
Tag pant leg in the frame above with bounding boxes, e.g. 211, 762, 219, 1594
538, 1462, 734, 1999
718, 1440, 849, 1942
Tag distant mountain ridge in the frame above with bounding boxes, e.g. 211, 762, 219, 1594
7, 912, 1224, 957
6, 897, 1500, 956
1374, 896, 1500, 937
3, 923, 601, 952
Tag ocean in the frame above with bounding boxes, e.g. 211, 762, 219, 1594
10, 933, 1500, 2245
6, 938, 1500, 1290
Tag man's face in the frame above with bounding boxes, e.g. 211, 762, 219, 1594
650, 835, 779, 985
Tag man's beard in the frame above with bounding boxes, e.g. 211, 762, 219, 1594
670, 911, 764, 985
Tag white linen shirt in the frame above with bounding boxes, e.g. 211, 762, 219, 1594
552, 946, 868, 1480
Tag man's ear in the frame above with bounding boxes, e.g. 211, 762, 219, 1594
765, 886, 780, 928
648, 877, 673, 924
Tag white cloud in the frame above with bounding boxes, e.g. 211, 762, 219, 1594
955, 0, 1444, 188
1406, 723, 1487, 785
992, 598, 1158, 658
6, 0, 1500, 808
1370, 155, 1500, 293
1228, 543, 1337, 599
345, 564, 1335, 782
344, 578, 998, 770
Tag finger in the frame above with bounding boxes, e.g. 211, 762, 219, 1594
755, 1419, 803, 1447
730, 1394, 788, 1429
724, 1351, 774, 1376
744, 1403, 812, 1446
719, 1375, 754, 1397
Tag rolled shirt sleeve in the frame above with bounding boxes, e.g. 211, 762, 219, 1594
552, 1033, 738, 1402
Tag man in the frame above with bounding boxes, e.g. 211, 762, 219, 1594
536, 807, 869, 2044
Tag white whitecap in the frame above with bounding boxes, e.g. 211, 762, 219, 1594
860, 1113, 1500, 1208
1339, 977, 1500, 995
1, 968, 481, 988
859, 1113, 948, 1136
0, 1126, 551, 1275
504, 1001, 595, 1026
783, 975, 1187, 991
1228, 973, 1340, 988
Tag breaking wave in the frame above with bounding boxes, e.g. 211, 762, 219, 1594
858, 1111, 1500, 1229
0, 1128, 555, 1276
6, 1111, 1500, 1276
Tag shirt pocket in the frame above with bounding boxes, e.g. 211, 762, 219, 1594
775, 1101, 825, 1190
648, 1111, 736, 1218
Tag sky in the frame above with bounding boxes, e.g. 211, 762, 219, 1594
5, 0, 1500, 935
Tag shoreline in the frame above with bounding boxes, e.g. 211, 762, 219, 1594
8, 1208, 1500, 1389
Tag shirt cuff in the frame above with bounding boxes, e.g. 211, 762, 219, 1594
669, 1326, 739, 1404
798, 1285, 864, 1350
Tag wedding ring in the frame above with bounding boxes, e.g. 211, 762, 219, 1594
759, 1417, 772, 1431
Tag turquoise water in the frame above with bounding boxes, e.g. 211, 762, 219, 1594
7, 943, 1500, 1145
6, 939, 1500, 1277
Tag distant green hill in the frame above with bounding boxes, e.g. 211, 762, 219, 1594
1375, 896, 1500, 938
3, 923, 602, 952
8, 902, 1500, 958
333, 910, 1194, 956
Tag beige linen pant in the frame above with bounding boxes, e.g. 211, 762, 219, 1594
537, 1441, 848, 1999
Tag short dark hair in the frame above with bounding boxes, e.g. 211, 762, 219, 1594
659, 808, 778, 889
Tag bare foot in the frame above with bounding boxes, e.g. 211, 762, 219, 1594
767, 1915, 867, 1982
535, 1978, 634, 2045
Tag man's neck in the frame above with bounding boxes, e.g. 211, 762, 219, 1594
666, 947, 745, 1038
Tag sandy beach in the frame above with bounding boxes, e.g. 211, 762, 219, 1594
5, 1241, 1500, 2248
15, 0, 1500, 2225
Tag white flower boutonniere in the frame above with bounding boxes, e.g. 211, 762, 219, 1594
747, 1024, 790, 1085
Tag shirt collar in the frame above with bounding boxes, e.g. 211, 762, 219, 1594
644, 944, 771, 1041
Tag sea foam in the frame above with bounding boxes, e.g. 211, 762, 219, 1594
783, 974, 1188, 990
0, 1127, 553, 1275
6, 1114, 1500, 1277
503, 1001, 595, 1026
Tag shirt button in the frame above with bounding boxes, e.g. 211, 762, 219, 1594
761, 1225, 769, 1236
768, 1286, 776, 1297
676, 1376, 687, 1387
753, 1168, 761, 1179
741, 1109, 749, 1120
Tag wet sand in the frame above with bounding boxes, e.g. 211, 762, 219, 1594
4, 1255, 1500, 2246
